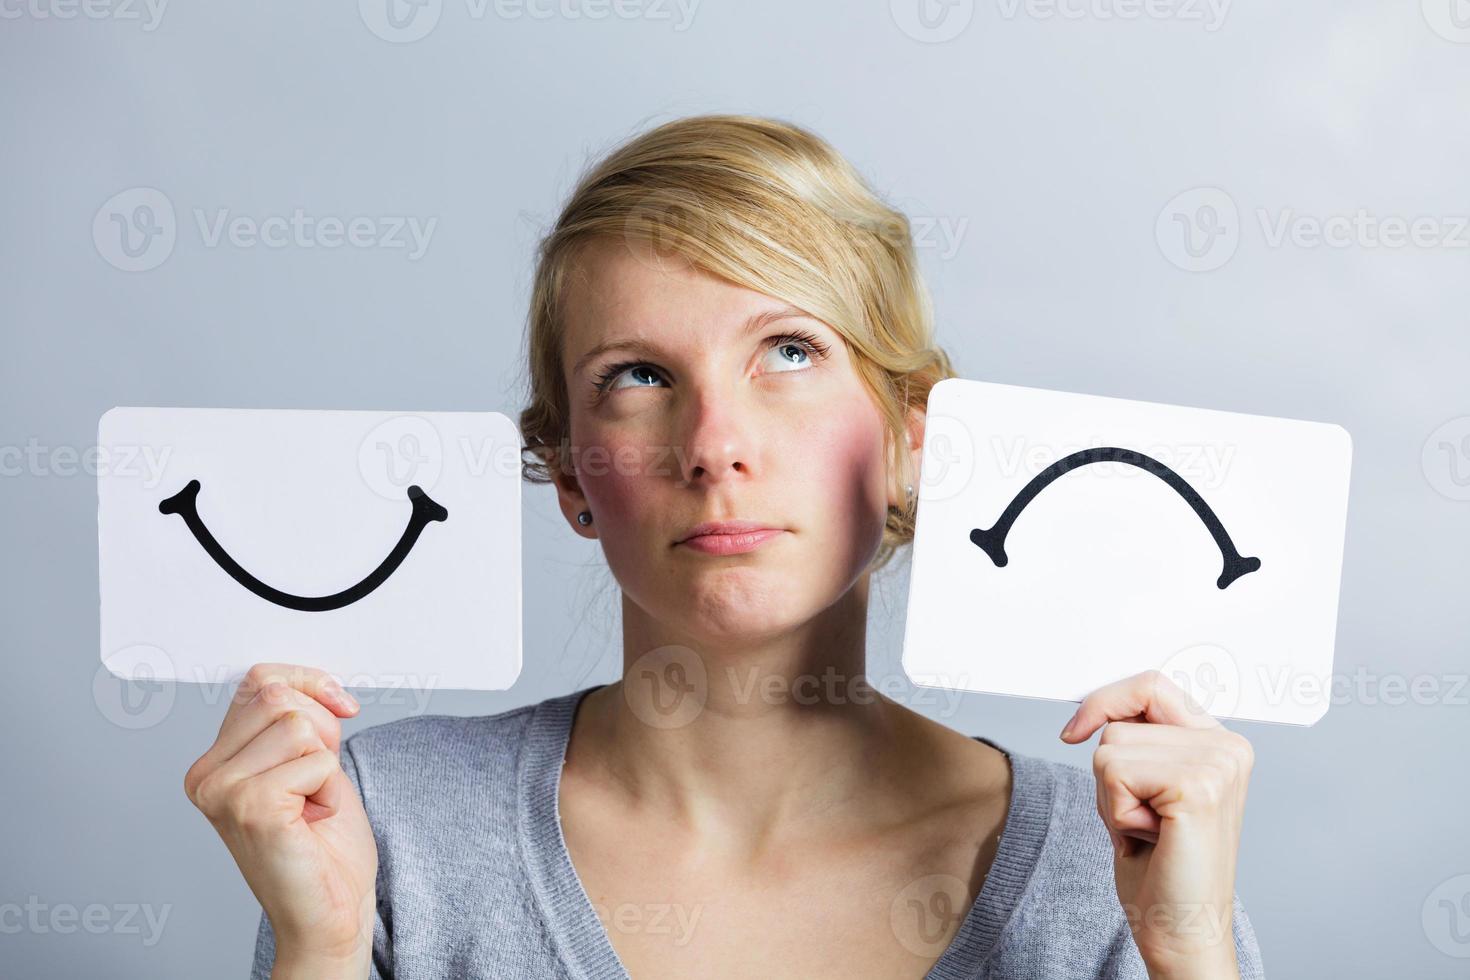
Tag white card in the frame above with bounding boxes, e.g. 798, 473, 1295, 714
902, 380, 1352, 726
98, 407, 522, 691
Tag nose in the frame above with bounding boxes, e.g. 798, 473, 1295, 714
677, 388, 755, 489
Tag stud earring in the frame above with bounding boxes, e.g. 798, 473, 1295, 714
577, 510, 592, 526
904, 484, 914, 502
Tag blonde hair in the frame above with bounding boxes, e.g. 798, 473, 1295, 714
518, 113, 956, 572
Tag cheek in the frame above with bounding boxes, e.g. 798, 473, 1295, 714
570, 396, 890, 550
567, 420, 661, 531
791, 406, 891, 531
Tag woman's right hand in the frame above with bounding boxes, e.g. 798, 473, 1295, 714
184, 663, 378, 977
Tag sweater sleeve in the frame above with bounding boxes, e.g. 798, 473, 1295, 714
1096, 889, 1266, 978
1013, 756, 1267, 979
1229, 891, 1266, 979
248, 737, 392, 979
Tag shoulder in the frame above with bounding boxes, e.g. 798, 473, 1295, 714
336, 688, 581, 824
1024, 749, 1116, 867
343, 698, 538, 779
988, 744, 1125, 917
983, 742, 1266, 978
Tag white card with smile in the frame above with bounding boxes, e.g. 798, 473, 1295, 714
902, 379, 1353, 726
98, 407, 522, 692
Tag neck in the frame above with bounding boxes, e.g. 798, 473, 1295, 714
583, 573, 903, 851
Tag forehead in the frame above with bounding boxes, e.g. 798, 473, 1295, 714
573, 235, 729, 312
561, 237, 769, 345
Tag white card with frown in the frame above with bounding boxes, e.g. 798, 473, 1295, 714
98, 407, 521, 692
902, 379, 1353, 726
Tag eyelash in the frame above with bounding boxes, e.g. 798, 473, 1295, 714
590, 329, 833, 393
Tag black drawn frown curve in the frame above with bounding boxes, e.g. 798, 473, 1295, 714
969, 447, 1261, 590
158, 479, 448, 611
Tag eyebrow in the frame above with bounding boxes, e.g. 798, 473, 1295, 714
570, 304, 815, 376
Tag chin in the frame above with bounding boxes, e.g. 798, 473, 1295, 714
669, 568, 817, 643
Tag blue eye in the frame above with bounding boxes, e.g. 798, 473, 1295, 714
764, 339, 814, 372
598, 364, 664, 392
591, 330, 832, 394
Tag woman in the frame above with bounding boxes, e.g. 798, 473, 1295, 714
185, 114, 1264, 979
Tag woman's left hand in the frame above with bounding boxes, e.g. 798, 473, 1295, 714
1060, 669, 1254, 980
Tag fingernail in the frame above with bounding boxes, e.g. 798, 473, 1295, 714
325, 677, 358, 711
1059, 712, 1077, 740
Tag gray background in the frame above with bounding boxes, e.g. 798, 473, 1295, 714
3, 1, 1469, 976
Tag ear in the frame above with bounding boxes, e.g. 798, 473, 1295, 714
552, 464, 598, 539
888, 403, 927, 510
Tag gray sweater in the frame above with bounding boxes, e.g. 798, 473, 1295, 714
250, 685, 1265, 978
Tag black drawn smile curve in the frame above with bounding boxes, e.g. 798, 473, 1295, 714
158, 479, 448, 611
968, 446, 1261, 590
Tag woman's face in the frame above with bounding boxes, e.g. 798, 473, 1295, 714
554, 235, 913, 644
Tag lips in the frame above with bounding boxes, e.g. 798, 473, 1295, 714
675, 520, 786, 556
676, 519, 778, 543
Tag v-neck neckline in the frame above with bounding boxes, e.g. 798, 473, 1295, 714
516, 684, 1056, 979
